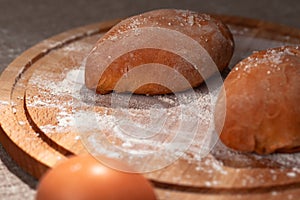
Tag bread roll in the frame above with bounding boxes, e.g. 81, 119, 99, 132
215, 46, 300, 154
85, 9, 234, 95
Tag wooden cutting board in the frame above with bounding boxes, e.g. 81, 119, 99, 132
1, 15, 300, 199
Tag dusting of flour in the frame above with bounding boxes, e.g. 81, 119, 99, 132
27, 63, 300, 184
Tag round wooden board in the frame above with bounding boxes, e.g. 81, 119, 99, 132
1, 15, 300, 199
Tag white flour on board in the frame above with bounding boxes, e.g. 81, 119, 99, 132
26, 62, 300, 184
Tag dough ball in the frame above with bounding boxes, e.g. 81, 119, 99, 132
85, 9, 234, 95
215, 46, 300, 154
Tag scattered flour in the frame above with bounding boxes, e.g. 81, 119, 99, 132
27, 59, 300, 182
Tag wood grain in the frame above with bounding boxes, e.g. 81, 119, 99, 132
0, 16, 300, 199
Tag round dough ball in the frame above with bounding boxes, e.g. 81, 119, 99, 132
85, 9, 234, 95
215, 46, 300, 154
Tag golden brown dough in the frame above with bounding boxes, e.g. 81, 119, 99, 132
215, 46, 300, 154
85, 9, 234, 95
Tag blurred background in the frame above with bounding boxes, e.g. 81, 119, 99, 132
0, 0, 299, 199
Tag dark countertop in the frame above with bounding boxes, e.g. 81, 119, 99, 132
0, 0, 299, 199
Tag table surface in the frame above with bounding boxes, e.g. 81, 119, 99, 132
1, 0, 300, 199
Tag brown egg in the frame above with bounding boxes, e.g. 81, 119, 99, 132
36, 154, 157, 200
